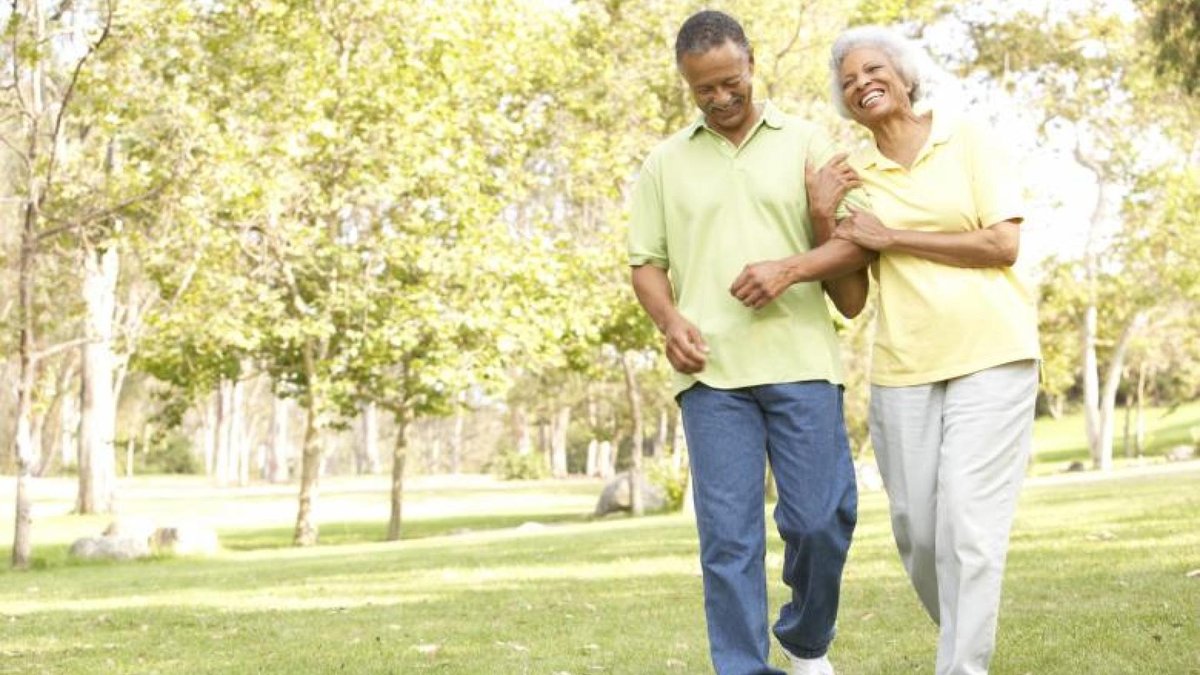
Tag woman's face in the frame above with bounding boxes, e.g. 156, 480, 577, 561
839, 46, 912, 125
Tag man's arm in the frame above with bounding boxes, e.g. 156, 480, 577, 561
631, 265, 708, 374
728, 154, 876, 316
728, 237, 873, 314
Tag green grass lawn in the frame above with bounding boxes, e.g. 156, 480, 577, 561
0, 465, 1197, 674
1029, 400, 1200, 475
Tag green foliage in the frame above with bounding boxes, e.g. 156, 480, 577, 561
489, 449, 550, 481
1145, 0, 1200, 94
125, 433, 201, 475
644, 458, 689, 512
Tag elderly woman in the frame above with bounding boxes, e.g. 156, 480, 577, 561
815, 26, 1041, 675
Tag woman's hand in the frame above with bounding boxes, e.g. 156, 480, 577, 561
834, 206, 896, 251
805, 153, 861, 222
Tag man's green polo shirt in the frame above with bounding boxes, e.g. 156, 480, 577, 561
628, 102, 861, 396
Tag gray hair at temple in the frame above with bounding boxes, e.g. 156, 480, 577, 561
829, 26, 930, 119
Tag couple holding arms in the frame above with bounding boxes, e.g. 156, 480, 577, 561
627, 10, 1039, 675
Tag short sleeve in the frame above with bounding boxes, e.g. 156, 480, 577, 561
807, 127, 871, 219
965, 118, 1024, 227
627, 154, 669, 269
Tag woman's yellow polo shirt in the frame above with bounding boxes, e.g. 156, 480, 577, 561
849, 107, 1040, 387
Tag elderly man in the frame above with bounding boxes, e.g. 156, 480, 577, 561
626, 10, 873, 675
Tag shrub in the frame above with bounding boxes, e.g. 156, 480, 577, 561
491, 449, 549, 481
644, 458, 689, 512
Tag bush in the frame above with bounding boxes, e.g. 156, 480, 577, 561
491, 449, 549, 481
644, 458, 689, 512
126, 434, 201, 475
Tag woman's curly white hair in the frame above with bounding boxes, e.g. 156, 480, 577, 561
829, 26, 931, 119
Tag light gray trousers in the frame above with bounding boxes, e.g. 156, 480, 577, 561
869, 360, 1038, 675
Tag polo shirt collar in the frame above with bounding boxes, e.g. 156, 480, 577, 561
687, 100, 784, 139
854, 101, 955, 170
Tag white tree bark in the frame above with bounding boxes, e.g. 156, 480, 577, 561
1081, 305, 1102, 465
597, 441, 613, 479
267, 395, 292, 482
201, 393, 217, 477
1096, 312, 1146, 471
214, 379, 233, 485
550, 405, 570, 478
357, 402, 381, 474
672, 409, 687, 472
231, 376, 248, 486
76, 244, 119, 514
585, 439, 598, 477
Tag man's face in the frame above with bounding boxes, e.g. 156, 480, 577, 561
679, 40, 755, 138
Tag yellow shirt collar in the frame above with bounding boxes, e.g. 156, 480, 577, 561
853, 102, 956, 170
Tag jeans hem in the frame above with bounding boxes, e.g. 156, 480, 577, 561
778, 640, 830, 660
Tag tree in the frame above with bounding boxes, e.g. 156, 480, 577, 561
956, 1, 1200, 468
1145, 0, 1200, 94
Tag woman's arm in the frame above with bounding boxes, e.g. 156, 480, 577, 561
807, 155, 873, 317
835, 207, 1021, 268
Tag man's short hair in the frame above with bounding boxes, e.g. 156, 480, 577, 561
675, 10, 750, 64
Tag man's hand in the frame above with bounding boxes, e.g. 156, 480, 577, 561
662, 316, 708, 374
805, 153, 861, 222
730, 259, 793, 310
834, 206, 895, 251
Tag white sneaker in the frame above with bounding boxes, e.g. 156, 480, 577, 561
785, 653, 835, 675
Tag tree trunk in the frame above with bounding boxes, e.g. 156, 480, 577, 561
586, 440, 598, 477
231, 376, 248, 486
201, 392, 217, 477
513, 405, 532, 456
653, 409, 668, 459
1081, 305, 1102, 467
1047, 394, 1065, 420
672, 409, 687, 472
550, 405, 570, 478
268, 395, 292, 482
387, 407, 412, 541
597, 441, 613, 479
12, 207, 37, 569
35, 359, 76, 477
357, 402, 380, 474
214, 379, 233, 485
449, 396, 465, 474
77, 243, 119, 515
1122, 389, 1134, 459
1134, 362, 1147, 456
1096, 312, 1146, 471
59, 386, 79, 470
292, 398, 322, 546
620, 350, 644, 516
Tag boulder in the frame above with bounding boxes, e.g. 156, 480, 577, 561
594, 471, 666, 517
68, 535, 151, 561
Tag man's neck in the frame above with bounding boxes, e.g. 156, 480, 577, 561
709, 102, 763, 147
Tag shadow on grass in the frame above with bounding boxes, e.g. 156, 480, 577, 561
219, 512, 594, 551
0, 570, 711, 675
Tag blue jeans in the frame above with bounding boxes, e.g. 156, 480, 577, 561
680, 381, 857, 675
